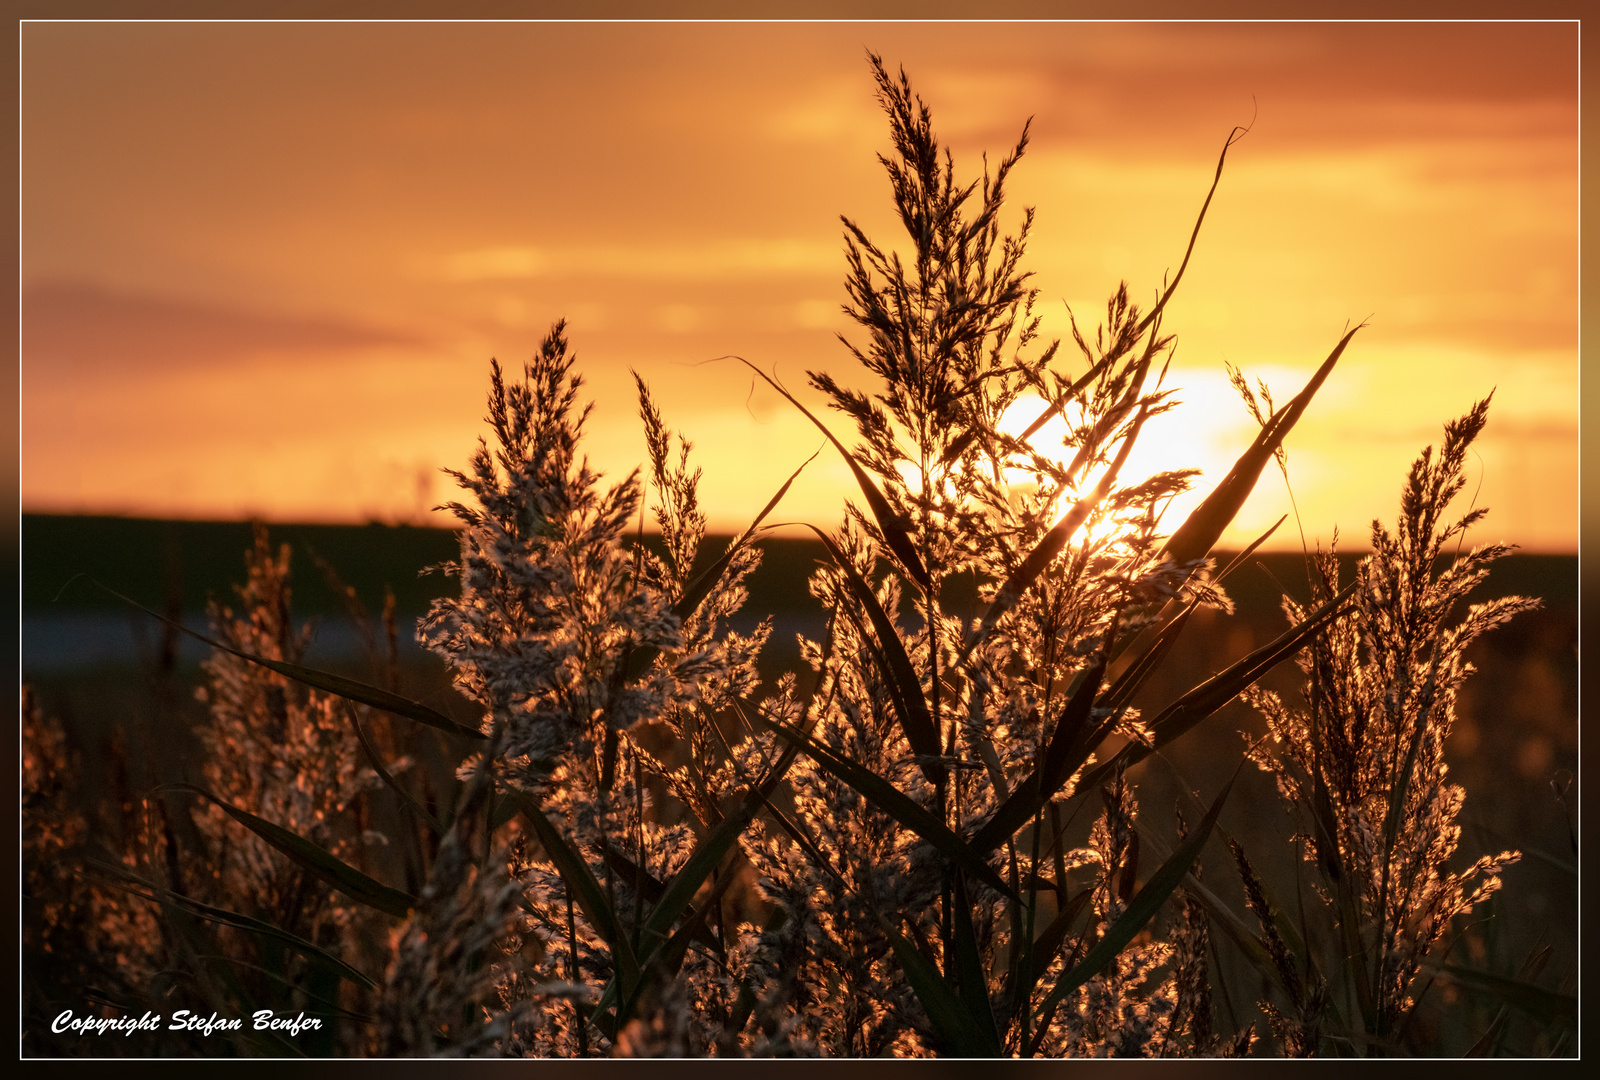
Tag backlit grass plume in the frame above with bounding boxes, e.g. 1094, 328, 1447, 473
1243, 397, 1534, 1051
190, 527, 378, 929
420, 328, 707, 792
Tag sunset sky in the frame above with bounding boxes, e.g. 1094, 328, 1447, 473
19, 21, 1580, 551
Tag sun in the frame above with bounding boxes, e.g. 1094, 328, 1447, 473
993, 393, 1153, 556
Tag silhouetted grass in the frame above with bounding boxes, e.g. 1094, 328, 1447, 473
20, 54, 1575, 1059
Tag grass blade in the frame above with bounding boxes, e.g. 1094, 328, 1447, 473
83, 857, 378, 990
639, 732, 804, 956
1142, 578, 1356, 746
1162, 325, 1360, 568
1132, 125, 1249, 336
806, 524, 945, 786
951, 873, 1003, 1050
1461, 945, 1553, 1057
1101, 513, 1286, 708
162, 908, 309, 1057
1214, 514, 1289, 583
1011, 887, 1095, 1019
508, 788, 642, 999
1167, 859, 1285, 998
1440, 965, 1577, 1031
1039, 649, 1110, 792
676, 448, 818, 623
1032, 771, 1235, 1025
968, 651, 1107, 857
590, 732, 807, 1027
170, 783, 416, 919
617, 870, 740, 1026
1012, 351, 1121, 449
1005, 124, 1249, 451
84, 578, 486, 741
732, 357, 930, 589
601, 844, 720, 954
1105, 514, 1286, 689
952, 351, 1115, 467
759, 710, 1019, 903
623, 449, 820, 683
1101, 603, 1195, 715
886, 925, 1002, 1057
1079, 580, 1357, 793
344, 702, 445, 836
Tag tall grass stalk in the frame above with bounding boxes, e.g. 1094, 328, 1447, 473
1242, 397, 1534, 1054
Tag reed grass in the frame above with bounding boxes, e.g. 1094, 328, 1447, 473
21, 54, 1569, 1059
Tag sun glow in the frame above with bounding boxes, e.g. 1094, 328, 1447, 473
992, 380, 1279, 558
18, 23, 1576, 551
994, 393, 1148, 555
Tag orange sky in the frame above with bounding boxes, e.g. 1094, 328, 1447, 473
19, 21, 1579, 551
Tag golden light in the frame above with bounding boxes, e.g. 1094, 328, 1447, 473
18, 22, 1576, 551
991, 393, 1125, 554
992, 370, 1295, 557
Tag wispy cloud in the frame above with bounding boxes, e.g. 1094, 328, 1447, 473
21, 282, 420, 378
438, 238, 840, 283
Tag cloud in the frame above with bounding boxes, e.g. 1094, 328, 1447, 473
21, 282, 421, 378
439, 238, 839, 283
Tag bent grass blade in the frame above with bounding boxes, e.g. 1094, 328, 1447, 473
759, 709, 1020, 902
345, 702, 446, 836
82, 856, 378, 990
729, 356, 931, 590
806, 524, 945, 785
1029, 771, 1236, 1045
168, 782, 417, 920
83, 577, 485, 741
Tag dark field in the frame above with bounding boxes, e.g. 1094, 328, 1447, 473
20, 514, 1579, 1056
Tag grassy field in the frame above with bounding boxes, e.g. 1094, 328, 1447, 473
21, 510, 1577, 623
22, 514, 1577, 1056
